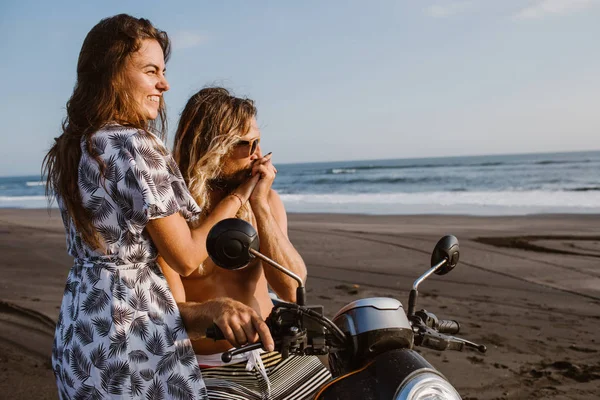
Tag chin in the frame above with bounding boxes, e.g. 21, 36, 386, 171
145, 110, 159, 120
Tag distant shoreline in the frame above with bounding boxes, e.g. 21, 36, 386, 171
3, 150, 600, 214
3, 148, 600, 178
2, 206, 600, 217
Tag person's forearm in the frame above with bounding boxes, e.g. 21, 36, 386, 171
176, 301, 217, 340
149, 194, 244, 277
177, 297, 274, 350
188, 194, 244, 268
253, 204, 307, 302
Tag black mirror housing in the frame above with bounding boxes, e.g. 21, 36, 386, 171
206, 218, 260, 270
431, 235, 459, 275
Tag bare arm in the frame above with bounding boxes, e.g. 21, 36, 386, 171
251, 165, 307, 302
157, 258, 274, 350
157, 256, 186, 302
176, 298, 274, 351
146, 175, 259, 277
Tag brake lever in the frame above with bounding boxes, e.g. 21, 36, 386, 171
416, 327, 487, 353
451, 336, 487, 353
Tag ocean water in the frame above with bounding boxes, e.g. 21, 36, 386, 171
2, 151, 599, 215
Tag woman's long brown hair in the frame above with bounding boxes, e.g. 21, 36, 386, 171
42, 14, 171, 249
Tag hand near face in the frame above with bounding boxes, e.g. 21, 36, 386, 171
249, 153, 277, 210
232, 173, 260, 203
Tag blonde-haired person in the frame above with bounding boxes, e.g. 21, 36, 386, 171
160, 87, 331, 399
44, 15, 273, 400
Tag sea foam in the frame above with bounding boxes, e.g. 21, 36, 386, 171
279, 190, 600, 215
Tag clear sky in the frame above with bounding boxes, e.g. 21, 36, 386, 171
1, 0, 599, 176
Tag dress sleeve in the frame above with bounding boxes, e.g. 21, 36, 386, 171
104, 129, 202, 224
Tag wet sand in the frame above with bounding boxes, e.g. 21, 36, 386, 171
1, 209, 599, 399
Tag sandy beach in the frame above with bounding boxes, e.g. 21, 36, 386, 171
1, 208, 599, 399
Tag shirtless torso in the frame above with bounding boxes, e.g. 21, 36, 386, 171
165, 189, 306, 355
183, 251, 274, 354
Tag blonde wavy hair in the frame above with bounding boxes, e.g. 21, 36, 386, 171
173, 87, 257, 221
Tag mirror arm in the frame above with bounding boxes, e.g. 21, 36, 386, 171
296, 287, 306, 306
413, 259, 447, 291
407, 258, 447, 317
249, 248, 306, 306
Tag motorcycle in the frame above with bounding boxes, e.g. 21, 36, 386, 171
204, 218, 486, 399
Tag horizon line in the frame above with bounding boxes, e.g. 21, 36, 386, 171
2, 148, 599, 178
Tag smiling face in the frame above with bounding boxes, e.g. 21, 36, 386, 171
123, 39, 170, 120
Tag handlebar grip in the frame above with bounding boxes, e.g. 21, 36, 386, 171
206, 324, 226, 340
437, 319, 460, 334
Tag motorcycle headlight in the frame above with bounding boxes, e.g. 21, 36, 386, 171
395, 372, 461, 400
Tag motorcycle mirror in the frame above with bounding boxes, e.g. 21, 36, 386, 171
431, 235, 460, 275
206, 218, 260, 270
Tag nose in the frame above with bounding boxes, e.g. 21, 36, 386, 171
158, 74, 170, 92
250, 144, 262, 161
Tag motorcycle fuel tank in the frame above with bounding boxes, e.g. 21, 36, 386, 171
333, 297, 412, 335
330, 298, 414, 375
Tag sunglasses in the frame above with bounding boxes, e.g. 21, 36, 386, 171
235, 137, 260, 157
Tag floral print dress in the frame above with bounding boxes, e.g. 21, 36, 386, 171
51, 124, 208, 399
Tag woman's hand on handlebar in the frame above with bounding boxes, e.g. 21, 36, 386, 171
208, 297, 275, 351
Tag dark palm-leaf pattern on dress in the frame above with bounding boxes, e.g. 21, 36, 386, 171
52, 125, 206, 399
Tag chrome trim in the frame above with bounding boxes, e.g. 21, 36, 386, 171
249, 248, 304, 288
394, 370, 461, 400
412, 259, 446, 291
334, 297, 402, 318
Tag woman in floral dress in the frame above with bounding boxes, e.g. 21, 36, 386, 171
44, 14, 273, 400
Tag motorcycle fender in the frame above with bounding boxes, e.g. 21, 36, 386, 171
314, 349, 439, 400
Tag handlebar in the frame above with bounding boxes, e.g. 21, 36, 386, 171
207, 306, 482, 365
205, 303, 343, 364
205, 324, 271, 363
205, 324, 226, 341
437, 319, 460, 335
413, 310, 460, 334
411, 310, 485, 353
